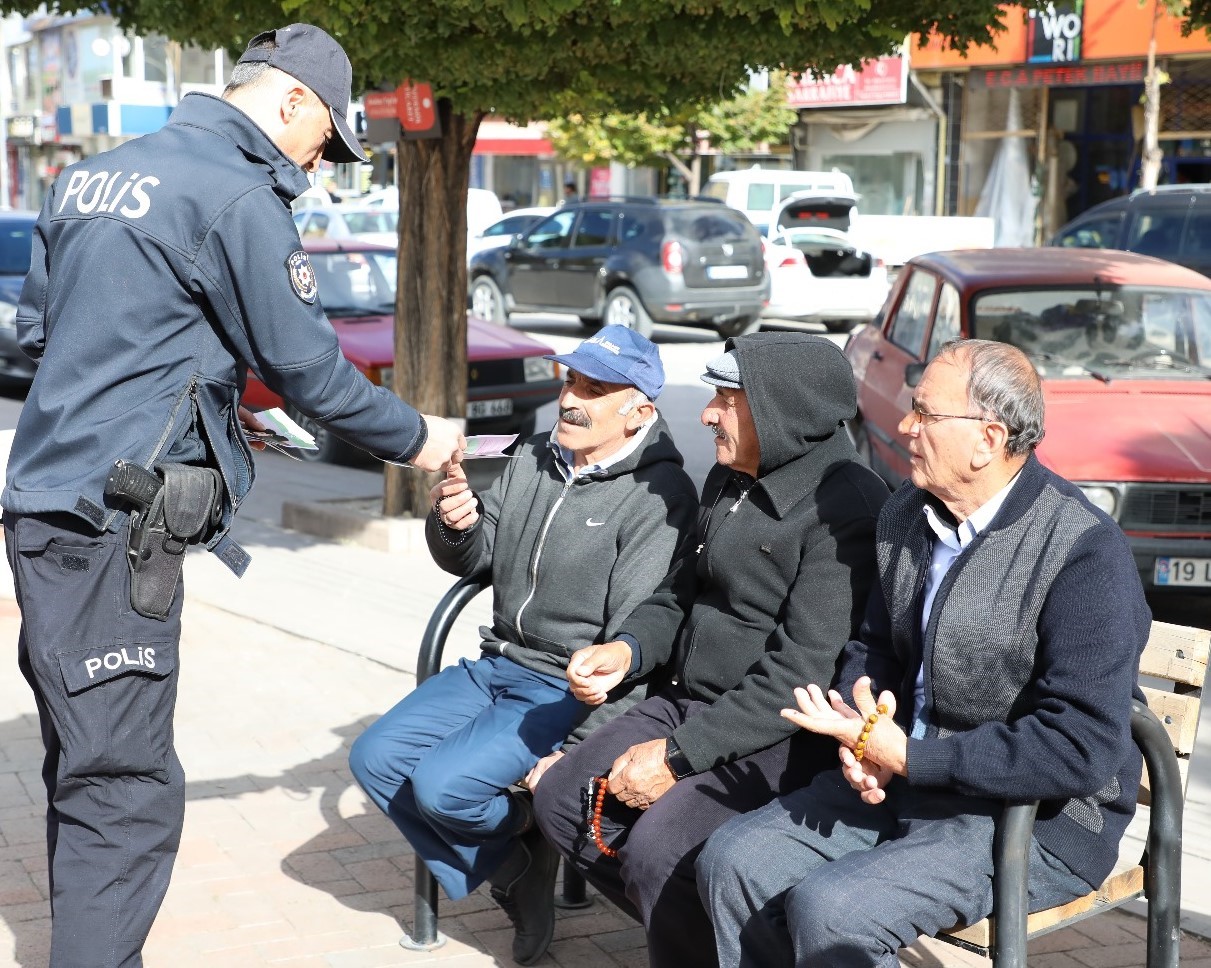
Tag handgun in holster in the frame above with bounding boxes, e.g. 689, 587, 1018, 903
105, 459, 224, 620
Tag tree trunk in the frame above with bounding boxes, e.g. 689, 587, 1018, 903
383, 103, 484, 517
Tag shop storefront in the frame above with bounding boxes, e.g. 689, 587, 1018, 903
912, 0, 1211, 235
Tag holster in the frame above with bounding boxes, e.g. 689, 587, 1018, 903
127, 464, 224, 620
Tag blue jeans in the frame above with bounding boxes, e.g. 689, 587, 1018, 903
697, 769, 1092, 968
348, 653, 584, 898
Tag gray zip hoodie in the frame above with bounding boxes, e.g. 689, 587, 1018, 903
426, 413, 698, 691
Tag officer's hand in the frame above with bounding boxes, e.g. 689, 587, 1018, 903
567, 641, 633, 705
430, 463, 479, 530
412, 415, 466, 472
237, 405, 268, 451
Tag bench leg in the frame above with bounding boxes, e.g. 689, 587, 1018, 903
399, 858, 447, 950
1148, 851, 1182, 968
555, 861, 593, 910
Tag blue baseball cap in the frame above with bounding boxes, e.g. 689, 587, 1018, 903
545, 325, 665, 400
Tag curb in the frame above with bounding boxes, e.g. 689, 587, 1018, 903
281, 497, 428, 553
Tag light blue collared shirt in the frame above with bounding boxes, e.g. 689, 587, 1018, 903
547, 413, 657, 482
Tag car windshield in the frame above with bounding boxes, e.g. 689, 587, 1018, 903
309, 250, 397, 314
0, 219, 34, 274
971, 285, 1211, 378
342, 211, 398, 235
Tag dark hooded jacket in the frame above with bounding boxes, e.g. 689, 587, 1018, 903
619, 334, 890, 774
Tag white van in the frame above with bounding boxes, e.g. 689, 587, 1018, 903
704, 167, 855, 233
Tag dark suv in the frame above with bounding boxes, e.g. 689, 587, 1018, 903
467, 197, 770, 338
1047, 185, 1211, 277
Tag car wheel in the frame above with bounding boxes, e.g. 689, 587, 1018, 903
824, 318, 855, 334
579, 316, 604, 332
715, 314, 761, 338
470, 276, 508, 325
286, 405, 362, 465
603, 287, 653, 338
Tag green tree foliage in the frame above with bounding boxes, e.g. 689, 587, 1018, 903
546, 75, 799, 181
2, 0, 1020, 512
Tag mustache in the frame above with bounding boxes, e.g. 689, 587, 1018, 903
560, 407, 591, 428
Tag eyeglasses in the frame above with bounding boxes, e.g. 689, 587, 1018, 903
909, 400, 991, 427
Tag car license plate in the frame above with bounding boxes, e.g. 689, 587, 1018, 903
707, 264, 749, 280
467, 398, 513, 419
1154, 556, 1211, 587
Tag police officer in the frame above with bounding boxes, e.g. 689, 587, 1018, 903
0, 24, 464, 968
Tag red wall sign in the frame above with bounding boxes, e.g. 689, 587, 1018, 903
397, 80, 436, 131
786, 56, 908, 109
363, 90, 398, 121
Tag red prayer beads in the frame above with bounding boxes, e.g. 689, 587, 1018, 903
590, 776, 618, 858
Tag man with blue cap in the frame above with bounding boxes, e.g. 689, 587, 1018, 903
350, 325, 698, 964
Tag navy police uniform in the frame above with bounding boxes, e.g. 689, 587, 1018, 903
1, 92, 427, 968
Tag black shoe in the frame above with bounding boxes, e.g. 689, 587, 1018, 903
489, 828, 559, 965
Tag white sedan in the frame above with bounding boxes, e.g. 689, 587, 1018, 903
466, 207, 555, 264
762, 226, 890, 333
293, 206, 398, 247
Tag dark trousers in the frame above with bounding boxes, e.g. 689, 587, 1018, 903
533, 690, 821, 968
5, 513, 185, 968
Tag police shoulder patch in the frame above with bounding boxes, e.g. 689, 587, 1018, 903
286, 250, 318, 304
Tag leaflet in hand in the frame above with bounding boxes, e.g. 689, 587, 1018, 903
463, 434, 519, 459
247, 408, 318, 458
381, 433, 520, 468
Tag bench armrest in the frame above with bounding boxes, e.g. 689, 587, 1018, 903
416, 573, 491, 684
991, 699, 1183, 966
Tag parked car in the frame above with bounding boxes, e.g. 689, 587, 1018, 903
242, 239, 563, 464
466, 206, 555, 264
702, 166, 855, 232
763, 226, 888, 332
468, 197, 770, 339
1047, 185, 1211, 277
844, 247, 1211, 596
0, 211, 37, 387
293, 206, 399, 247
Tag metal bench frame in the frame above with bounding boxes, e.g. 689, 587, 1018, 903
401, 574, 590, 950
938, 620, 1208, 967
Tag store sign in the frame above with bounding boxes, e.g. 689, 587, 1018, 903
1028, 1, 1085, 63
970, 59, 1144, 87
786, 56, 907, 108
6, 115, 37, 141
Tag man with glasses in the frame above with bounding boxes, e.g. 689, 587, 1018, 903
698, 338, 1152, 968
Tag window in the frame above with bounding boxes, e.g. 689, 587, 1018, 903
1128, 212, 1186, 261
620, 210, 659, 243
746, 183, 776, 212
888, 270, 937, 357
524, 211, 576, 250
927, 283, 961, 360
573, 209, 614, 247
1053, 213, 1122, 249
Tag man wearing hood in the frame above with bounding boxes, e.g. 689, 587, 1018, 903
533, 333, 890, 967
349, 326, 698, 965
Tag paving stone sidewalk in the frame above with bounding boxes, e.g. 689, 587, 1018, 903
0, 547, 1208, 965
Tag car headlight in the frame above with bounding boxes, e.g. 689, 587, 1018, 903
0, 300, 16, 333
524, 357, 555, 382
1078, 484, 1120, 519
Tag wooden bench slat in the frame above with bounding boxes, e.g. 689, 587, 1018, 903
1140, 686, 1202, 755
940, 866, 1145, 949
1140, 622, 1210, 687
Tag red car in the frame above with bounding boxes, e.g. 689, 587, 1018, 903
243, 239, 563, 463
845, 247, 1211, 596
